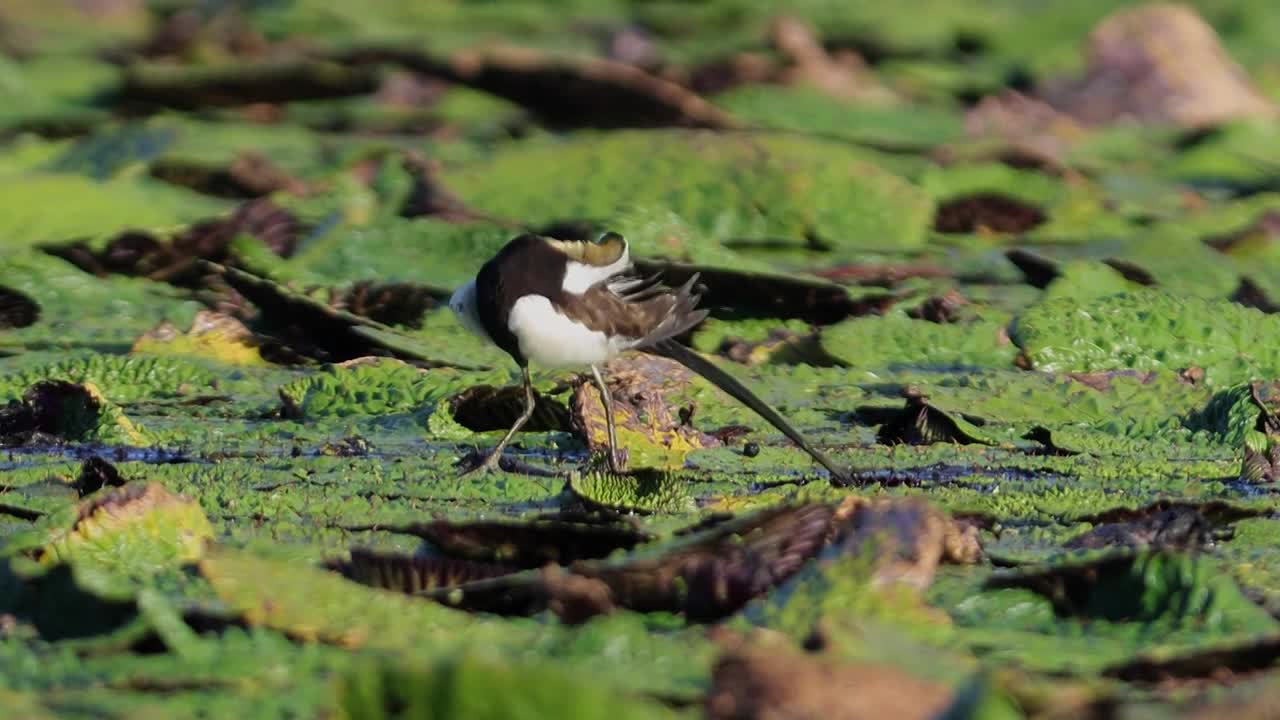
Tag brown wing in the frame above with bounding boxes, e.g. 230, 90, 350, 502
554, 273, 708, 347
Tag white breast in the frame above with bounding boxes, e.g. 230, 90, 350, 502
508, 295, 635, 368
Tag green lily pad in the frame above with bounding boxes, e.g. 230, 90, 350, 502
1011, 290, 1280, 386
441, 129, 934, 255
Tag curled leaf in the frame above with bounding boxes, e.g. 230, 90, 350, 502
40, 482, 214, 574
329, 547, 517, 594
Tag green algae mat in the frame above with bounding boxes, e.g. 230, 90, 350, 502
6, 1, 1280, 717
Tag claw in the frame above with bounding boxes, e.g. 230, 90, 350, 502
457, 451, 503, 478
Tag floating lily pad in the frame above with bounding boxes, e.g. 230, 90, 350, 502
1011, 290, 1280, 386
440, 130, 935, 254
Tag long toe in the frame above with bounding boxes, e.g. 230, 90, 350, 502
457, 452, 503, 478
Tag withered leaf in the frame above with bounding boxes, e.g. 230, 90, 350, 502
449, 385, 571, 434
934, 193, 1047, 234
0, 286, 40, 329
390, 518, 653, 568
328, 547, 517, 594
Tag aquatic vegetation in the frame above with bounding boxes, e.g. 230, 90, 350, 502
5, 1, 1280, 717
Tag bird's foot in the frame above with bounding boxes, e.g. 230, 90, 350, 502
457, 450, 504, 478
591, 447, 628, 474
608, 448, 628, 473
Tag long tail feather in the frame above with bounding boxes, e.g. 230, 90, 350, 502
649, 339, 850, 485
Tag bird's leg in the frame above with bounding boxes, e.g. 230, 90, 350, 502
460, 365, 536, 476
591, 364, 624, 472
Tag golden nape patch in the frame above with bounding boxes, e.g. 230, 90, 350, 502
546, 234, 626, 267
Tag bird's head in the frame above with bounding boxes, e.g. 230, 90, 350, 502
548, 231, 628, 268
448, 280, 486, 338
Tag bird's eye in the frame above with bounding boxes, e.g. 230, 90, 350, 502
595, 231, 622, 245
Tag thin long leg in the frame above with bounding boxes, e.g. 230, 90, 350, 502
461, 365, 536, 476
591, 364, 623, 472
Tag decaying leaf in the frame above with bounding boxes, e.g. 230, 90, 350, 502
867, 388, 995, 447
984, 550, 1264, 624
1039, 4, 1275, 129
449, 384, 571, 434
206, 263, 432, 364
335, 280, 442, 330
328, 547, 517, 594
572, 502, 834, 622
572, 354, 720, 470
39, 482, 214, 573
118, 58, 379, 109
962, 90, 1088, 165
149, 150, 308, 199
0, 285, 40, 329
425, 502, 833, 624
1103, 634, 1280, 685
933, 192, 1047, 234
390, 518, 653, 568
73, 456, 127, 497
46, 198, 303, 288
0, 380, 150, 447
1063, 506, 1218, 551
132, 310, 268, 366
767, 16, 894, 104
338, 45, 736, 130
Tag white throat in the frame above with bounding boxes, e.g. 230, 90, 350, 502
448, 280, 489, 340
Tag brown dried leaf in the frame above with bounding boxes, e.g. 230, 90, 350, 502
391, 518, 652, 568
448, 384, 571, 434
0, 286, 39, 329
338, 45, 735, 130
328, 547, 517, 594
934, 193, 1047, 234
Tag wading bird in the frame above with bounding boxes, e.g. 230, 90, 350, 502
449, 231, 849, 483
